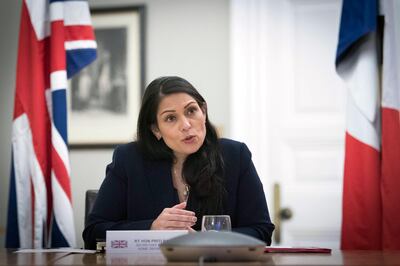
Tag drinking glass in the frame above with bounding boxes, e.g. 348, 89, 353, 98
201, 215, 231, 232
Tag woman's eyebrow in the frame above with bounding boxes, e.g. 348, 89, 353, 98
160, 109, 175, 116
159, 101, 196, 115
184, 101, 197, 108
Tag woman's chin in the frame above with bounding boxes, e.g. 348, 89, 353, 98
179, 145, 202, 157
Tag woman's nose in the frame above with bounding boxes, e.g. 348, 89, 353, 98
181, 117, 191, 131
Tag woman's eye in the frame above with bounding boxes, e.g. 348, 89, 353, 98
165, 115, 176, 122
187, 107, 198, 115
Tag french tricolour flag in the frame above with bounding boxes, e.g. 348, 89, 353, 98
336, 0, 400, 250
6, 0, 96, 248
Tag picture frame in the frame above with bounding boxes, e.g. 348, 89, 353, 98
68, 6, 146, 149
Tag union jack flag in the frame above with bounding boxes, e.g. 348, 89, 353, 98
6, 0, 96, 248
111, 240, 128, 249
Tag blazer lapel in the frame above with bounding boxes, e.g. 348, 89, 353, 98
144, 159, 178, 214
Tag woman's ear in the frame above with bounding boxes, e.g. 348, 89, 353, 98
151, 125, 162, 140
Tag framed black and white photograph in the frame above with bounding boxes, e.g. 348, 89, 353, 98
68, 6, 145, 148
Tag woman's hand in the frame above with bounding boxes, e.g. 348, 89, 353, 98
151, 202, 197, 230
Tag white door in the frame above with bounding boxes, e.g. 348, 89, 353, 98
230, 0, 346, 248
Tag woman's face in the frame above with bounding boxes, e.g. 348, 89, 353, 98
152, 92, 207, 161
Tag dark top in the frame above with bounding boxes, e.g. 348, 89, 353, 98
83, 138, 274, 249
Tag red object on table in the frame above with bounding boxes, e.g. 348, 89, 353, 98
265, 247, 332, 253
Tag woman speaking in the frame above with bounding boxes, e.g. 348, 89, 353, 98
83, 76, 275, 249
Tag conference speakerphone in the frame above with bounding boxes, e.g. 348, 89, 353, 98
160, 231, 266, 262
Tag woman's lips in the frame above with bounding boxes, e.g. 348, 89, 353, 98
182, 135, 196, 144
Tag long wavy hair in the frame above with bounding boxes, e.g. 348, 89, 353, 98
137, 76, 225, 224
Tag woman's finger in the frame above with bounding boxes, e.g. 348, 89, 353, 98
166, 208, 195, 216
165, 220, 196, 229
163, 213, 197, 223
172, 202, 187, 209
152, 204, 196, 230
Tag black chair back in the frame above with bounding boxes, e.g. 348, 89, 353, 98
84, 189, 98, 227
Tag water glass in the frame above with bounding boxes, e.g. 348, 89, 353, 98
201, 215, 231, 232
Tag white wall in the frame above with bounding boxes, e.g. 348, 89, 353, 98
0, 0, 229, 248
90, 0, 230, 133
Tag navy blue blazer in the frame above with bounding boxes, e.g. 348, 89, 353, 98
83, 138, 274, 249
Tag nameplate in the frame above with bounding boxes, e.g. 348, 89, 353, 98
106, 230, 187, 253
